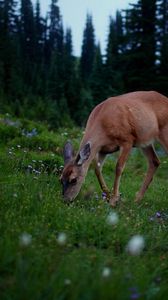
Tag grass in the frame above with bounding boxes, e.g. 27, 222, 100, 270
0, 115, 168, 300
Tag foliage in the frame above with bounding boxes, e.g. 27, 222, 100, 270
0, 0, 168, 126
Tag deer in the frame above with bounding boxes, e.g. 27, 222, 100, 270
60, 91, 168, 206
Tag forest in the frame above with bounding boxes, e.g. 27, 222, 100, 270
0, 0, 168, 127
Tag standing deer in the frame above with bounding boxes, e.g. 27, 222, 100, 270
60, 91, 168, 206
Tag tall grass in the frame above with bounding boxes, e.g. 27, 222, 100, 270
0, 116, 168, 299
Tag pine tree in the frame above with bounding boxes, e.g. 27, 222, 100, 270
46, 0, 65, 100
80, 13, 96, 85
48, 0, 62, 55
158, 0, 168, 94
20, 0, 36, 90
124, 0, 157, 91
104, 11, 125, 97
63, 28, 77, 116
0, 0, 19, 96
32, 0, 47, 96
90, 43, 105, 104
34, 0, 45, 63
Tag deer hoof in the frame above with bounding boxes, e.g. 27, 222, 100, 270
110, 195, 120, 207
134, 192, 142, 204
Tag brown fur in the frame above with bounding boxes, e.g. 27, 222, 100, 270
61, 91, 168, 206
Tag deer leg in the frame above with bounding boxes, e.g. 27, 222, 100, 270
135, 145, 160, 203
158, 126, 168, 153
94, 153, 110, 199
110, 144, 132, 207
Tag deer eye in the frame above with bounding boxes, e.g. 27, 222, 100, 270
70, 178, 77, 185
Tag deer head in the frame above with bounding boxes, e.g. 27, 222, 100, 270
60, 141, 91, 202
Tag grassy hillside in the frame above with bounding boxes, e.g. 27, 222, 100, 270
0, 114, 168, 300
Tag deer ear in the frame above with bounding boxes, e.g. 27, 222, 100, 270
76, 142, 91, 165
63, 141, 73, 164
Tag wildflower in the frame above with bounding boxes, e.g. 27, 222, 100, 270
33, 169, 41, 175
61, 132, 68, 136
95, 193, 99, 200
22, 128, 38, 138
19, 232, 32, 247
106, 212, 119, 225
57, 232, 67, 245
156, 212, 161, 218
102, 267, 111, 278
28, 165, 33, 169
102, 192, 107, 200
129, 287, 141, 299
64, 279, 71, 285
126, 235, 145, 255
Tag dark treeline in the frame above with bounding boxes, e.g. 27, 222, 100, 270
0, 0, 168, 127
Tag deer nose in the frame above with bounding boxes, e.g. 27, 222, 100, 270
63, 194, 74, 204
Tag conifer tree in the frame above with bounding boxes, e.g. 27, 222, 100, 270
104, 11, 125, 97
48, 0, 62, 55
90, 43, 105, 104
80, 13, 96, 85
34, 0, 45, 63
158, 0, 168, 94
47, 0, 64, 99
124, 0, 157, 90
20, 0, 36, 90
63, 28, 77, 115
0, 0, 19, 96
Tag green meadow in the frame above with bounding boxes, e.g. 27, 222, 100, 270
0, 115, 168, 300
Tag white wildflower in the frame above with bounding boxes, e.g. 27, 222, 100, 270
19, 232, 32, 247
106, 212, 119, 225
64, 279, 71, 285
102, 267, 111, 278
126, 235, 145, 255
57, 232, 67, 245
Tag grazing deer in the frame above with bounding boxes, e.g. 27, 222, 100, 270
60, 91, 168, 206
